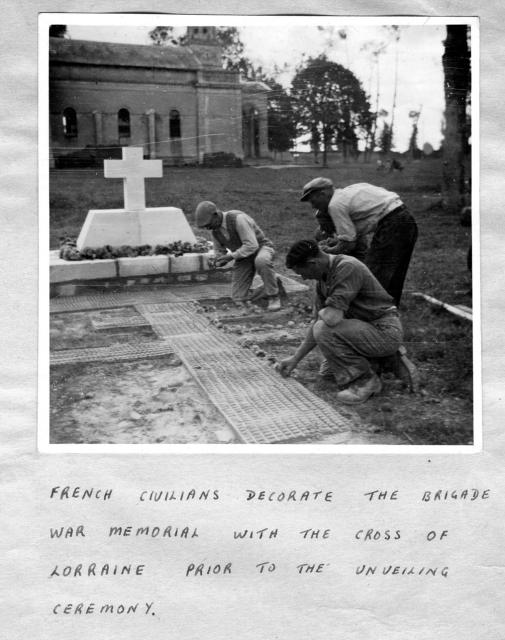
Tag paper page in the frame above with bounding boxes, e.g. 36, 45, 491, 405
1, 2, 504, 639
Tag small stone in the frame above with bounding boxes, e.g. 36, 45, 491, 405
130, 410, 141, 420
256, 350, 266, 358
84, 392, 94, 399
215, 429, 233, 443
287, 321, 295, 327
380, 402, 394, 413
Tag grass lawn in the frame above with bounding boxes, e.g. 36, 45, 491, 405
49, 158, 474, 445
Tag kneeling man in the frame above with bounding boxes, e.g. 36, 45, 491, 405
278, 239, 403, 404
195, 201, 280, 311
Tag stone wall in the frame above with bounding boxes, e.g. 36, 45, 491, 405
49, 38, 270, 164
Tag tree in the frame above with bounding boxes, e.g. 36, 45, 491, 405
384, 26, 401, 149
149, 25, 255, 76
260, 77, 297, 153
148, 26, 179, 46
49, 25, 67, 38
408, 109, 422, 159
378, 121, 393, 155
361, 40, 387, 156
290, 55, 371, 167
441, 25, 471, 213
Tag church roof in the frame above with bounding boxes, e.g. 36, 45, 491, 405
49, 37, 202, 70
241, 79, 271, 93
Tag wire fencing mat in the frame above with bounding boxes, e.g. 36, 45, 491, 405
135, 302, 211, 337
135, 303, 354, 444
169, 333, 354, 444
51, 290, 181, 313
50, 274, 308, 313
91, 315, 151, 331
50, 340, 175, 366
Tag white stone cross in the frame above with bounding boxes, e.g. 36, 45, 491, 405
104, 147, 163, 212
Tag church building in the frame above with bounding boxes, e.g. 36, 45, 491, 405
49, 27, 270, 165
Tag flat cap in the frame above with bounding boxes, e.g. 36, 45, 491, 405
195, 201, 218, 227
300, 177, 334, 201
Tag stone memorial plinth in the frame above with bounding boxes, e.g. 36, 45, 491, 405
77, 206, 196, 249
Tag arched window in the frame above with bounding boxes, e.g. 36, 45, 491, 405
62, 107, 77, 137
118, 108, 131, 138
169, 110, 181, 138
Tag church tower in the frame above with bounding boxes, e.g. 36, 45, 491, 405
186, 26, 223, 68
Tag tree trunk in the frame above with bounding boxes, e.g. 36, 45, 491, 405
442, 25, 471, 214
322, 129, 329, 168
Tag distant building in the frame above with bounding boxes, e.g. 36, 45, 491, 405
49, 27, 270, 165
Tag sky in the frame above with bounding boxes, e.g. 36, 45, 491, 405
66, 18, 453, 153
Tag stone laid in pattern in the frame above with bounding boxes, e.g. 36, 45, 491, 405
50, 251, 217, 285
117, 255, 169, 278
169, 253, 203, 273
50, 256, 117, 283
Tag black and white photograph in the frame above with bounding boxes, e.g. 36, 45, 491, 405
43, 15, 478, 450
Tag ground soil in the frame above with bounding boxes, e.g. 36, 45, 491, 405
50, 310, 237, 445
50, 292, 472, 446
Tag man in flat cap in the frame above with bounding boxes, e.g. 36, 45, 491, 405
278, 239, 405, 404
300, 177, 418, 307
195, 201, 281, 311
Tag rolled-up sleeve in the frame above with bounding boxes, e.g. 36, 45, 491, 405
324, 261, 363, 312
328, 193, 357, 243
231, 214, 259, 259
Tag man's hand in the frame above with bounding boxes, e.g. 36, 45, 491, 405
214, 254, 233, 267
277, 356, 298, 378
319, 241, 341, 255
315, 228, 329, 242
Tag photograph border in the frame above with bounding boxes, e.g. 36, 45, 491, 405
39, 12, 481, 455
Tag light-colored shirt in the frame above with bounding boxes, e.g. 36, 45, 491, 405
327, 183, 403, 243
212, 211, 260, 260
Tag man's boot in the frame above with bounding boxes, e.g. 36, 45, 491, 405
266, 295, 281, 312
336, 372, 382, 405
380, 346, 420, 392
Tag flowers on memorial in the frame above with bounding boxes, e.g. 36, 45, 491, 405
58, 236, 212, 261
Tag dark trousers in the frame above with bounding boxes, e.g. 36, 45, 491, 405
365, 206, 418, 307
